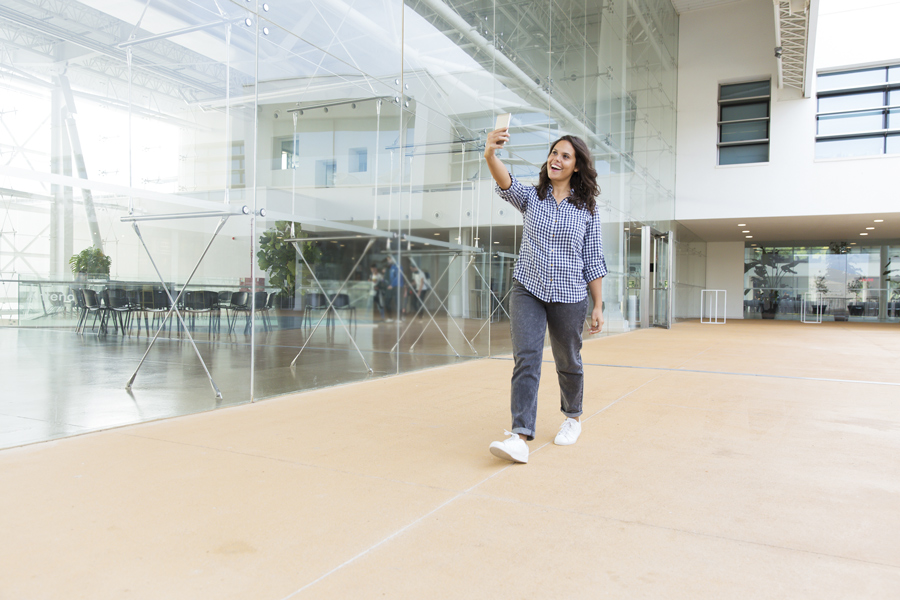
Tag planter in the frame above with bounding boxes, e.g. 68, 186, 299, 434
273, 307, 303, 330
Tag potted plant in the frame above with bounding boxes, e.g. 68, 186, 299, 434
257, 221, 320, 324
69, 246, 111, 281
812, 274, 829, 314
744, 247, 806, 319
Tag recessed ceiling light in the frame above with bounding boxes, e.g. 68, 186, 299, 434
860, 233, 868, 236
874, 219, 884, 223
494, 241, 500, 244
434, 233, 440, 236
745, 235, 753, 238
850, 242, 857, 245
742, 230, 750, 233
751, 243, 757, 247
624, 227, 630, 231
738, 223, 746, 226
866, 227, 875, 230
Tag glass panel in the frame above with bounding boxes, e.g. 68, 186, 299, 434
818, 110, 884, 135
652, 233, 670, 328
719, 144, 769, 165
0, 0, 683, 445
721, 121, 768, 143
721, 102, 768, 121
891, 90, 900, 107
887, 135, 900, 154
816, 136, 884, 159
818, 68, 887, 91
890, 67, 900, 83
720, 80, 771, 100
818, 92, 884, 113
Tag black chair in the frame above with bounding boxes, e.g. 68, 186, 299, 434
253, 291, 272, 332
183, 290, 220, 334
331, 292, 356, 329
217, 291, 232, 310
227, 291, 251, 334
303, 292, 331, 330
80, 288, 106, 334
141, 288, 174, 335
72, 288, 88, 334
105, 287, 134, 334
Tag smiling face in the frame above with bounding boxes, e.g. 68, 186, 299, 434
546, 139, 578, 187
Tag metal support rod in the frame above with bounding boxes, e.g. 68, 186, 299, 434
393, 254, 464, 356
470, 263, 512, 321
125, 217, 229, 398
470, 285, 515, 343
118, 18, 239, 48
289, 238, 376, 373
121, 207, 248, 222
409, 255, 478, 354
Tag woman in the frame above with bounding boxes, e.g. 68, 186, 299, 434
485, 127, 607, 464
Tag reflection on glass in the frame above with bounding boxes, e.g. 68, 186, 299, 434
818, 68, 886, 91
1, 0, 682, 433
720, 80, 770, 100
818, 111, 884, 136
887, 134, 900, 155
719, 144, 769, 165
721, 102, 768, 121
818, 92, 884, 113
721, 121, 768, 143
816, 136, 884, 159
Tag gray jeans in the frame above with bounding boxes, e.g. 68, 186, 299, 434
509, 280, 587, 440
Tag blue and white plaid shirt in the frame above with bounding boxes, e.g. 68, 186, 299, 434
496, 175, 607, 304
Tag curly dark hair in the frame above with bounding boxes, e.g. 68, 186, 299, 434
535, 135, 600, 213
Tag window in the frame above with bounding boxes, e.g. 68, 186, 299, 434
348, 147, 367, 173
231, 142, 245, 188
316, 159, 336, 188
816, 64, 900, 159
718, 80, 770, 165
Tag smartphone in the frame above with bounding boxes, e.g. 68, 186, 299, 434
494, 112, 511, 131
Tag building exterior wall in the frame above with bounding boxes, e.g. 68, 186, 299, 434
676, 0, 900, 223
675, 0, 900, 320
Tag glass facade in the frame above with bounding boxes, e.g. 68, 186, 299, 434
743, 244, 900, 321
0, 0, 679, 432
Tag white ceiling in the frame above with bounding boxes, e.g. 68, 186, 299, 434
670, 0, 743, 14
679, 213, 900, 245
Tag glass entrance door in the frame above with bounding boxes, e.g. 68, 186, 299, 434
651, 231, 672, 328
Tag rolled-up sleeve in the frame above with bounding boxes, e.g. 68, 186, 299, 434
582, 210, 608, 282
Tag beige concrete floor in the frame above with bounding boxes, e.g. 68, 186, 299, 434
1, 320, 898, 599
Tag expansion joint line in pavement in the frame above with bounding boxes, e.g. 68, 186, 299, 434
490, 357, 900, 387
279, 377, 660, 598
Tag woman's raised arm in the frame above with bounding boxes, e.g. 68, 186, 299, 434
484, 128, 512, 190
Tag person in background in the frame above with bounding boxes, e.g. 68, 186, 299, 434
483, 126, 607, 464
370, 264, 385, 322
385, 255, 405, 323
410, 264, 429, 317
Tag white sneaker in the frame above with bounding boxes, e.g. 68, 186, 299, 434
554, 418, 582, 446
489, 431, 529, 463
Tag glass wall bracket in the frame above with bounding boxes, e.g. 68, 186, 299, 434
396, 253, 474, 356
121, 206, 250, 398
286, 236, 380, 374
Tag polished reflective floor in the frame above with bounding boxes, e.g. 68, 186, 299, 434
1, 313, 515, 448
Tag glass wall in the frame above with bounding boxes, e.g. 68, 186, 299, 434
0, 0, 678, 431
743, 244, 900, 321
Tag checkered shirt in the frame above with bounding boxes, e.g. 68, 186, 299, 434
496, 174, 607, 304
